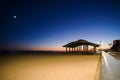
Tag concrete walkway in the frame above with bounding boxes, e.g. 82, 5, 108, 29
101, 51, 120, 80
0, 54, 100, 80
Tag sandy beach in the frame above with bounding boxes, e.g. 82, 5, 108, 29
0, 54, 100, 80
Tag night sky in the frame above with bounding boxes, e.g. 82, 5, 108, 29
1, 0, 120, 51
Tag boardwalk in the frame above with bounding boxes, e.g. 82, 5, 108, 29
101, 51, 120, 80
0, 54, 100, 80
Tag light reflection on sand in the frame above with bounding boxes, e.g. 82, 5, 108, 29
0, 54, 100, 80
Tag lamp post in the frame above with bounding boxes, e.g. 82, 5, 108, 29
108, 43, 112, 52
99, 41, 102, 54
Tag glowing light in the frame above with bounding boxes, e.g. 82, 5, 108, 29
14, 16, 16, 19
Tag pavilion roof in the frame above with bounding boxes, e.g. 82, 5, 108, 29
63, 39, 99, 47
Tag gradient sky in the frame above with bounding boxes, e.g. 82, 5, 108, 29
1, 0, 120, 51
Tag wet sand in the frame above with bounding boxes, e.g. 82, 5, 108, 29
0, 54, 100, 80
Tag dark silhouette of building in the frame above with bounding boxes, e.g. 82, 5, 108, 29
111, 40, 120, 52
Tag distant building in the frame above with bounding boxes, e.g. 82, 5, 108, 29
111, 40, 120, 52
63, 39, 99, 54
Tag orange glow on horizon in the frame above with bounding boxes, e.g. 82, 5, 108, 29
31, 47, 65, 51
3, 44, 110, 51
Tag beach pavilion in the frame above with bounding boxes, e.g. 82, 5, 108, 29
63, 39, 99, 54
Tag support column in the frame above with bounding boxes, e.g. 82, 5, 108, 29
69, 47, 70, 52
66, 47, 67, 53
72, 48, 73, 52
93, 46, 96, 53
79, 46, 80, 52
83, 45, 88, 51
79, 46, 82, 51
74, 47, 75, 52
77, 46, 78, 52
83, 45, 85, 51
86, 45, 88, 51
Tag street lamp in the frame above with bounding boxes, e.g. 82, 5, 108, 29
99, 41, 102, 54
